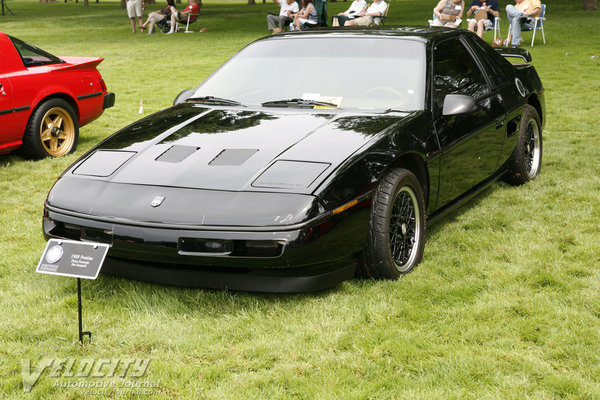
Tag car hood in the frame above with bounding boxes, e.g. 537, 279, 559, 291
68, 105, 405, 194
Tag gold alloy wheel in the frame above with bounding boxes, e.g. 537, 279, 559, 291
39, 106, 75, 157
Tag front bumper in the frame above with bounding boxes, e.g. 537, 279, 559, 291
43, 203, 370, 292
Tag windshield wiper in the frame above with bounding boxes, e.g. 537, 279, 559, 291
261, 98, 338, 109
186, 96, 242, 106
384, 108, 411, 113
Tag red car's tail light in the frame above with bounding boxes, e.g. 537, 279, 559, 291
99, 78, 107, 92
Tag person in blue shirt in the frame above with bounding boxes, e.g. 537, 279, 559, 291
466, 0, 500, 38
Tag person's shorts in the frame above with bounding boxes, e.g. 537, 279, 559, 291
481, 18, 493, 29
127, 0, 143, 18
351, 15, 373, 26
298, 17, 317, 26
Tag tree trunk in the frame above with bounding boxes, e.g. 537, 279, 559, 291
84, 0, 88, 5
248, 0, 255, 5
583, 0, 598, 10
120, 0, 126, 8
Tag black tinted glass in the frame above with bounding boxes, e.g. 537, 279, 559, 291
9, 36, 63, 67
433, 39, 489, 111
465, 34, 509, 87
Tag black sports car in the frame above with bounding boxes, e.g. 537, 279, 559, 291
43, 27, 544, 292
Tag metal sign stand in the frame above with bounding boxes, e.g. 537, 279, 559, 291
77, 278, 92, 344
1, 0, 15, 16
37, 239, 109, 345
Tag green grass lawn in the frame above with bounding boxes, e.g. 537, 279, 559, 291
1, 0, 600, 398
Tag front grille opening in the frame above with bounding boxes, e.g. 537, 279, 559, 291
44, 219, 81, 241
179, 238, 234, 256
44, 219, 113, 245
235, 240, 284, 257
178, 238, 284, 258
81, 227, 114, 245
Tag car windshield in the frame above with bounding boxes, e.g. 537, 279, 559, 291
9, 35, 63, 67
191, 36, 426, 112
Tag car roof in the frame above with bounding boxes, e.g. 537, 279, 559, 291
267, 25, 461, 43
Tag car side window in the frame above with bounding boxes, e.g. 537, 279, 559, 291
8, 35, 62, 67
465, 35, 509, 88
433, 39, 490, 113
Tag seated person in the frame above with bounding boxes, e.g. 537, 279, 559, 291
431, 0, 464, 28
292, 0, 318, 30
505, 0, 542, 47
332, 0, 367, 26
267, 0, 299, 34
139, 0, 177, 34
167, 0, 202, 34
344, 0, 387, 26
466, 0, 499, 38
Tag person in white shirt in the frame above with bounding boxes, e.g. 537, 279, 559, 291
332, 0, 367, 26
267, 0, 300, 33
344, 0, 387, 26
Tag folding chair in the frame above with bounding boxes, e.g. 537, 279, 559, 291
175, 13, 200, 33
370, 3, 390, 26
530, 4, 546, 46
507, 3, 546, 46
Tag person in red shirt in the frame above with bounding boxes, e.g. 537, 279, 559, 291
167, 0, 202, 33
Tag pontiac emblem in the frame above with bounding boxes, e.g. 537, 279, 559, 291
151, 195, 165, 207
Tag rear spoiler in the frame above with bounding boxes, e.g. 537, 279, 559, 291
53, 56, 104, 71
494, 47, 532, 63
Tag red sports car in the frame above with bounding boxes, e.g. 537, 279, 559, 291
0, 31, 114, 158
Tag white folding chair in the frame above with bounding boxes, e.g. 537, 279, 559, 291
530, 3, 546, 46
175, 13, 200, 33
507, 3, 546, 46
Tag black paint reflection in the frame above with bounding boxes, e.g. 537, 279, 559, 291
98, 105, 205, 151
332, 116, 401, 137
160, 110, 276, 144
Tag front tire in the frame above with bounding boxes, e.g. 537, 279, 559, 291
360, 168, 426, 280
22, 98, 79, 159
503, 105, 542, 185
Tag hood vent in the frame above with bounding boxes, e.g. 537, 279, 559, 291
155, 145, 199, 163
209, 149, 258, 166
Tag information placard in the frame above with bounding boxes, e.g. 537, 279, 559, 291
36, 239, 109, 280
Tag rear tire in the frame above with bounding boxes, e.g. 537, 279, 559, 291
359, 168, 426, 280
21, 98, 79, 159
503, 105, 542, 185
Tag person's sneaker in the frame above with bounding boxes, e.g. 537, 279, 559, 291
273, 27, 282, 34
511, 44, 519, 48
166, 30, 175, 34
519, 16, 532, 24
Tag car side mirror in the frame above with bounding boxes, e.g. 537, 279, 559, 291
442, 94, 479, 116
173, 88, 195, 106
